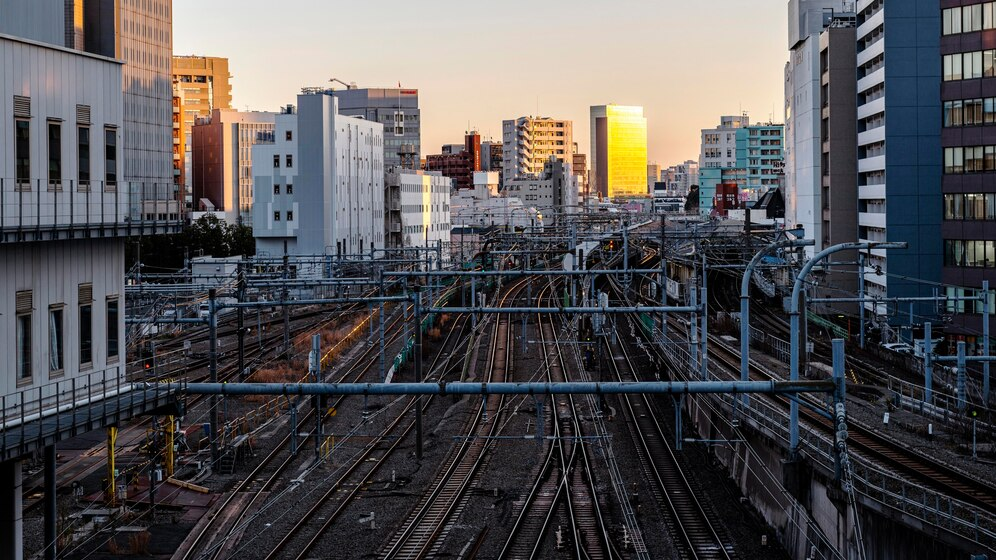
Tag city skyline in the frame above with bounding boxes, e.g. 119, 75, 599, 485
173, 0, 787, 167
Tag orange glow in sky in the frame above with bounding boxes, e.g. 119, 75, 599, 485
174, 0, 786, 167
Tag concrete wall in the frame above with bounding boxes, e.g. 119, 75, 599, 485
684, 394, 984, 560
1, 238, 125, 398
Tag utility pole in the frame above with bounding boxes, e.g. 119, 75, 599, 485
283, 242, 291, 360
237, 262, 246, 380
414, 285, 424, 460
208, 288, 220, 467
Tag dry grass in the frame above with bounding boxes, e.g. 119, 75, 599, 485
249, 364, 302, 384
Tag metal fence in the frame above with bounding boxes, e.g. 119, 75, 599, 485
0, 178, 183, 239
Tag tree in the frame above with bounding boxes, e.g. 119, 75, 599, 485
126, 215, 256, 273
684, 185, 700, 213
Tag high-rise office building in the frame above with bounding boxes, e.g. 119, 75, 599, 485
173, 56, 234, 207
647, 163, 661, 193
192, 109, 277, 224
700, 115, 748, 170
119, 0, 174, 190
502, 117, 574, 182
940, 2, 996, 343
857, 1, 940, 312
785, 0, 841, 252
329, 87, 420, 169
590, 105, 648, 198
817, 16, 859, 307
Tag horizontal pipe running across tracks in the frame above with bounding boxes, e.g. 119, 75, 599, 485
425, 306, 699, 314
385, 269, 665, 277
163, 380, 836, 396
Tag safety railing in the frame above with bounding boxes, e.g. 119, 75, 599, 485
1, 367, 179, 457
0, 178, 184, 241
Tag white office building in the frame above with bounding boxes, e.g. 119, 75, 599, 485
503, 157, 579, 222
699, 115, 748, 169
253, 93, 384, 258
385, 169, 451, 252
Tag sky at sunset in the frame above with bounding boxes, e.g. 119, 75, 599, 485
174, 0, 788, 167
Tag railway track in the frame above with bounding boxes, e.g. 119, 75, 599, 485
175, 306, 418, 560
378, 279, 526, 559
498, 282, 612, 560
259, 311, 476, 560
21, 298, 382, 517
603, 311, 733, 560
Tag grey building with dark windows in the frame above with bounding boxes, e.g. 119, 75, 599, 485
329, 87, 420, 169
941, 1, 996, 344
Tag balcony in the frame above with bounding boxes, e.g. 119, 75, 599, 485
0, 178, 185, 243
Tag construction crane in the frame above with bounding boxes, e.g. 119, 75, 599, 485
329, 77, 357, 90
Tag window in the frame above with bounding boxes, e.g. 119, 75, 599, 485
286, 210, 293, 221
273, 154, 280, 168
49, 307, 64, 374
273, 184, 281, 195
285, 154, 293, 168
79, 301, 92, 367
15, 118, 30, 188
967, 146, 984, 172
286, 184, 293, 194
48, 122, 61, 187
274, 211, 281, 221
945, 147, 965, 174
966, 99, 983, 125
285, 130, 292, 141
107, 298, 119, 362
104, 127, 117, 188
16, 290, 32, 382
78, 126, 90, 186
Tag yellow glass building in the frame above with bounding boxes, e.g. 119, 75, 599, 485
590, 105, 648, 199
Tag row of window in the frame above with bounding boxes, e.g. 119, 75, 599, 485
942, 50, 996, 82
943, 146, 996, 173
273, 184, 294, 195
942, 3, 996, 36
942, 97, 996, 127
273, 211, 293, 221
273, 154, 293, 168
944, 193, 996, 220
14, 118, 116, 189
944, 239, 996, 268
16, 291, 119, 382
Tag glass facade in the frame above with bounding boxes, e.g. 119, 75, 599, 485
600, 105, 648, 198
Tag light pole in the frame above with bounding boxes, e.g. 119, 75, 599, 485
788, 241, 907, 457
740, 237, 813, 407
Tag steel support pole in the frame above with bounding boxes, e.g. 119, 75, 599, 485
924, 322, 934, 404
958, 341, 967, 412
312, 334, 321, 462
859, 253, 866, 349
984, 281, 990, 403
379, 272, 386, 382
789, 242, 907, 456
44, 445, 56, 560
414, 286, 424, 461
283, 249, 290, 359
690, 286, 699, 372
701, 254, 708, 380
740, 239, 814, 408
209, 289, 219, 467
237, 263, 246, 381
